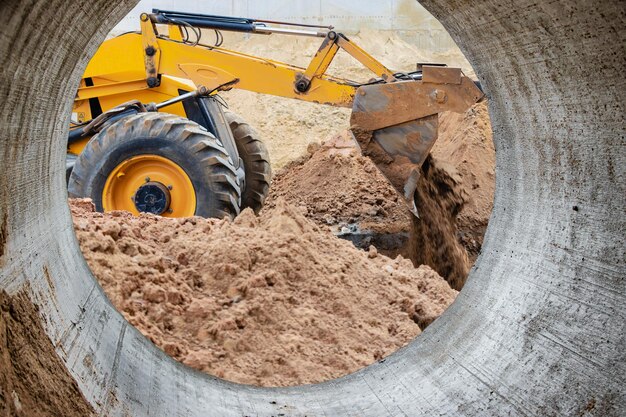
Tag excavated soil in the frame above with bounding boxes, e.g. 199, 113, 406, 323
264, 131, 413, 259
68, 100, 490, 387
265, 101, 493, 289
410, 155, 470, 290
218, 29, 493, 271
71, 198, 456, 387
0, 289, 94, 416
433, 102, 495, 262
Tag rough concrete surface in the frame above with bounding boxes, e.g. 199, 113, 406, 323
0, 0, 624, 416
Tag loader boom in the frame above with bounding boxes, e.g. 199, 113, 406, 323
78, 11, 396, 109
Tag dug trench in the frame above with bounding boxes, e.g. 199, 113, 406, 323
69, 100, 494, 387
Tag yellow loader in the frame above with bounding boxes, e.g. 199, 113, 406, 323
68, 9, 483, 219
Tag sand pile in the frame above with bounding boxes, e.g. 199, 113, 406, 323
71, 198, 456, 387
0, 289, 94, 416
264, 131, 412, 258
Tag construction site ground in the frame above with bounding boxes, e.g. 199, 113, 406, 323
71, 30, 494, 388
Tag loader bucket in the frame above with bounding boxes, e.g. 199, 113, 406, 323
350, 66, 484, 216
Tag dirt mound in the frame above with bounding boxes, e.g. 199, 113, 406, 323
0, 289, 94, 416
71, 198, 456, 387
265, 101, 494, 289
264, 131, 413, 258
346, 126, 470, 290
216, 28, 493, 271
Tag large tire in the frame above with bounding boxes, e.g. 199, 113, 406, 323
224, 111, 271, 213
68, 113, 241, 219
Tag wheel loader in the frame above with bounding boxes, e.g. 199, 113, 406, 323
67, 9, 483, 219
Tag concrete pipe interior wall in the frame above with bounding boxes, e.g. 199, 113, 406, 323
0, 0, 624, 415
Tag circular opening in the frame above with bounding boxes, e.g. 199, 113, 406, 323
68, 1, 494, 388
4, 0, 623, 415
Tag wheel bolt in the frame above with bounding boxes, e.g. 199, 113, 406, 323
167, 185, 173, 190
145, 177, 150, 182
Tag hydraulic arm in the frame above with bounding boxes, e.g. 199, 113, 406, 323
72, 9, 484, 215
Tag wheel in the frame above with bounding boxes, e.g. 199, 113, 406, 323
224, 111, 271, 213
68, 112, 241, 219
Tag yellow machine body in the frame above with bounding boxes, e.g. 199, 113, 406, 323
70, 11, 484, 216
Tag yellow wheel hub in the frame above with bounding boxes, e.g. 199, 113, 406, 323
102, 154, 196, 217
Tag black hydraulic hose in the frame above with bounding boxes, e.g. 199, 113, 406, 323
67, 108, 142, 144
152, 9, 257, 33
67, 127, 87, 144
66, 88, 222, 145
153, 9, 255, 25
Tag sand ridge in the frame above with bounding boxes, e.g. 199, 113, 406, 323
72, 198, 456, 387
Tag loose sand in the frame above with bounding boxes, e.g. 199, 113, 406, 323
264, 130, 413, 258
434, 102, 495, 262
71, 198, 456, 387
0, 289, 94, 416
218, 30, 493, 270
410, 154, 470, 290
265, 100, 494, 287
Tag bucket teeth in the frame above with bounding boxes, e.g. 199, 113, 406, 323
352, 114, 438, 217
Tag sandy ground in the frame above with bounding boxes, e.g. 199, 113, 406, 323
0, 289, 94, 416
72, 198, 456, 387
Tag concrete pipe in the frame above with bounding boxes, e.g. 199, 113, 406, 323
0, 0, 624, 415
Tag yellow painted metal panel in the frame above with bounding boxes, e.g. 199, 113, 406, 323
81, 33, 356, 108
